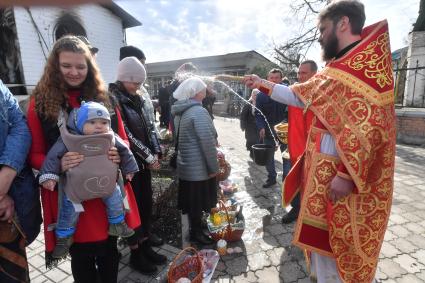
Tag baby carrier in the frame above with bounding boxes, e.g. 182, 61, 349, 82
58, 111, 118, 204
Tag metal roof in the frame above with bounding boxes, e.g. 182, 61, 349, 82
146, 50, 274, 75
101, 2, 141, 28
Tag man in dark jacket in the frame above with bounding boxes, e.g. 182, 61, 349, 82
255, 68, 289, 188
240, 89, 259, 158
158, 82, 171, 127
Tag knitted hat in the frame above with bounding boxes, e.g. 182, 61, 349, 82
173, 77, 206, 101
116, 56, 146, 83
76, 101, 111, 133
119, 46, 146, 61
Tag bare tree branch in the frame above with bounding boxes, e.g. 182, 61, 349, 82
280, 26, 317, 48
303, 0, 319, 13
274, 49, 299, 65
273, 0, 328, 76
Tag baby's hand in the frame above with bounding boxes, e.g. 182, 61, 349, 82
126, 173, 134, 182
42, 180, 57, 191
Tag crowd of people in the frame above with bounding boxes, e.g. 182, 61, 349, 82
239, 62, 317, 224
0, 0, 396, 283
0, 32, 220, 282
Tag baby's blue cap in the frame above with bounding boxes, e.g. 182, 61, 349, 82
76, 101, 111, 133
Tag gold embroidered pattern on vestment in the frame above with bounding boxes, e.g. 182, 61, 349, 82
343, 32, 393, 89
322, 68, 394, 106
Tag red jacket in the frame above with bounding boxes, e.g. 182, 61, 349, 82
287, 106, 314, 165
27, 91, 140, 252
288, 106, 350, 177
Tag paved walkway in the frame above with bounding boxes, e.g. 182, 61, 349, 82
28, 117, 425, 282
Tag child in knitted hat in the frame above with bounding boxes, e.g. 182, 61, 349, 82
109, 57, 167, 274
39, 101, 139, 259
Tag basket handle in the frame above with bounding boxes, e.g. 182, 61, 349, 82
169, 246, 204, 283
219, 190, 226, 201
218, 200, 233, 237
171, 246, 202, 266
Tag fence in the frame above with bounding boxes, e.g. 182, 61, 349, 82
394, 60, 425, 108
227, 96, 244, 117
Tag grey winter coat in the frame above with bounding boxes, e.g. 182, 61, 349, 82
171, 99, 218, 182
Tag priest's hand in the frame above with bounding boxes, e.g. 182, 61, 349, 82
329, 175, 354, 203
243, 74, 261, 89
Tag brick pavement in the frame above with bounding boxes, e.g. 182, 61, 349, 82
28, 117, 425, 282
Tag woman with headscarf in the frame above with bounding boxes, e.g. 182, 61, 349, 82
171, 77, 218, 245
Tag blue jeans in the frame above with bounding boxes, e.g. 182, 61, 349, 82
56, 185, 125, 238
282, 156, 291, 180
264, 136, 290, 182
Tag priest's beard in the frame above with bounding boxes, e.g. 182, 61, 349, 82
320, 28, 339, 61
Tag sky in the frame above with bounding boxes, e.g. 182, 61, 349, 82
116, 0, 421, 66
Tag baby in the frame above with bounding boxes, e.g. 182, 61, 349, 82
39, 101, 139, 259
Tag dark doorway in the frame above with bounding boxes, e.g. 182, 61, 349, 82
53, 12, 87, 40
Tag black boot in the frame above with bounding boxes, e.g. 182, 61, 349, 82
189, 213, 214, 245
190, 230, 214, 245
263, 179, 277, 188
141, 240, 167, 265
147, 233, 164, 247
281, 208, 299, 224
130, 247, 157, 275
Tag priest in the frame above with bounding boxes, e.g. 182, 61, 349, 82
244, 1, 396, 282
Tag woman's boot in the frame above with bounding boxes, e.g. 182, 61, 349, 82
140, 240, 167, 265
129, 246, 157, 275
189, 228, 214, 245
189, 212, 214, 245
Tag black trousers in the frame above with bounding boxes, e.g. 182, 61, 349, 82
69, 237, 119, 283
131, 168, 153, 237
291, 192, 301, 214
159, 103, 170, 126
178, 178, 218, 232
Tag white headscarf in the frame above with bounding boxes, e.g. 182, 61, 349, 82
173, 77, 206, 101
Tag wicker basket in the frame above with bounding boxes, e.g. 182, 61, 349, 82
217, 159, 231, 181
207, 200, 244, 242
217, 151, 231, 181
168, 247, 204, 283
274, 122, 288, 144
